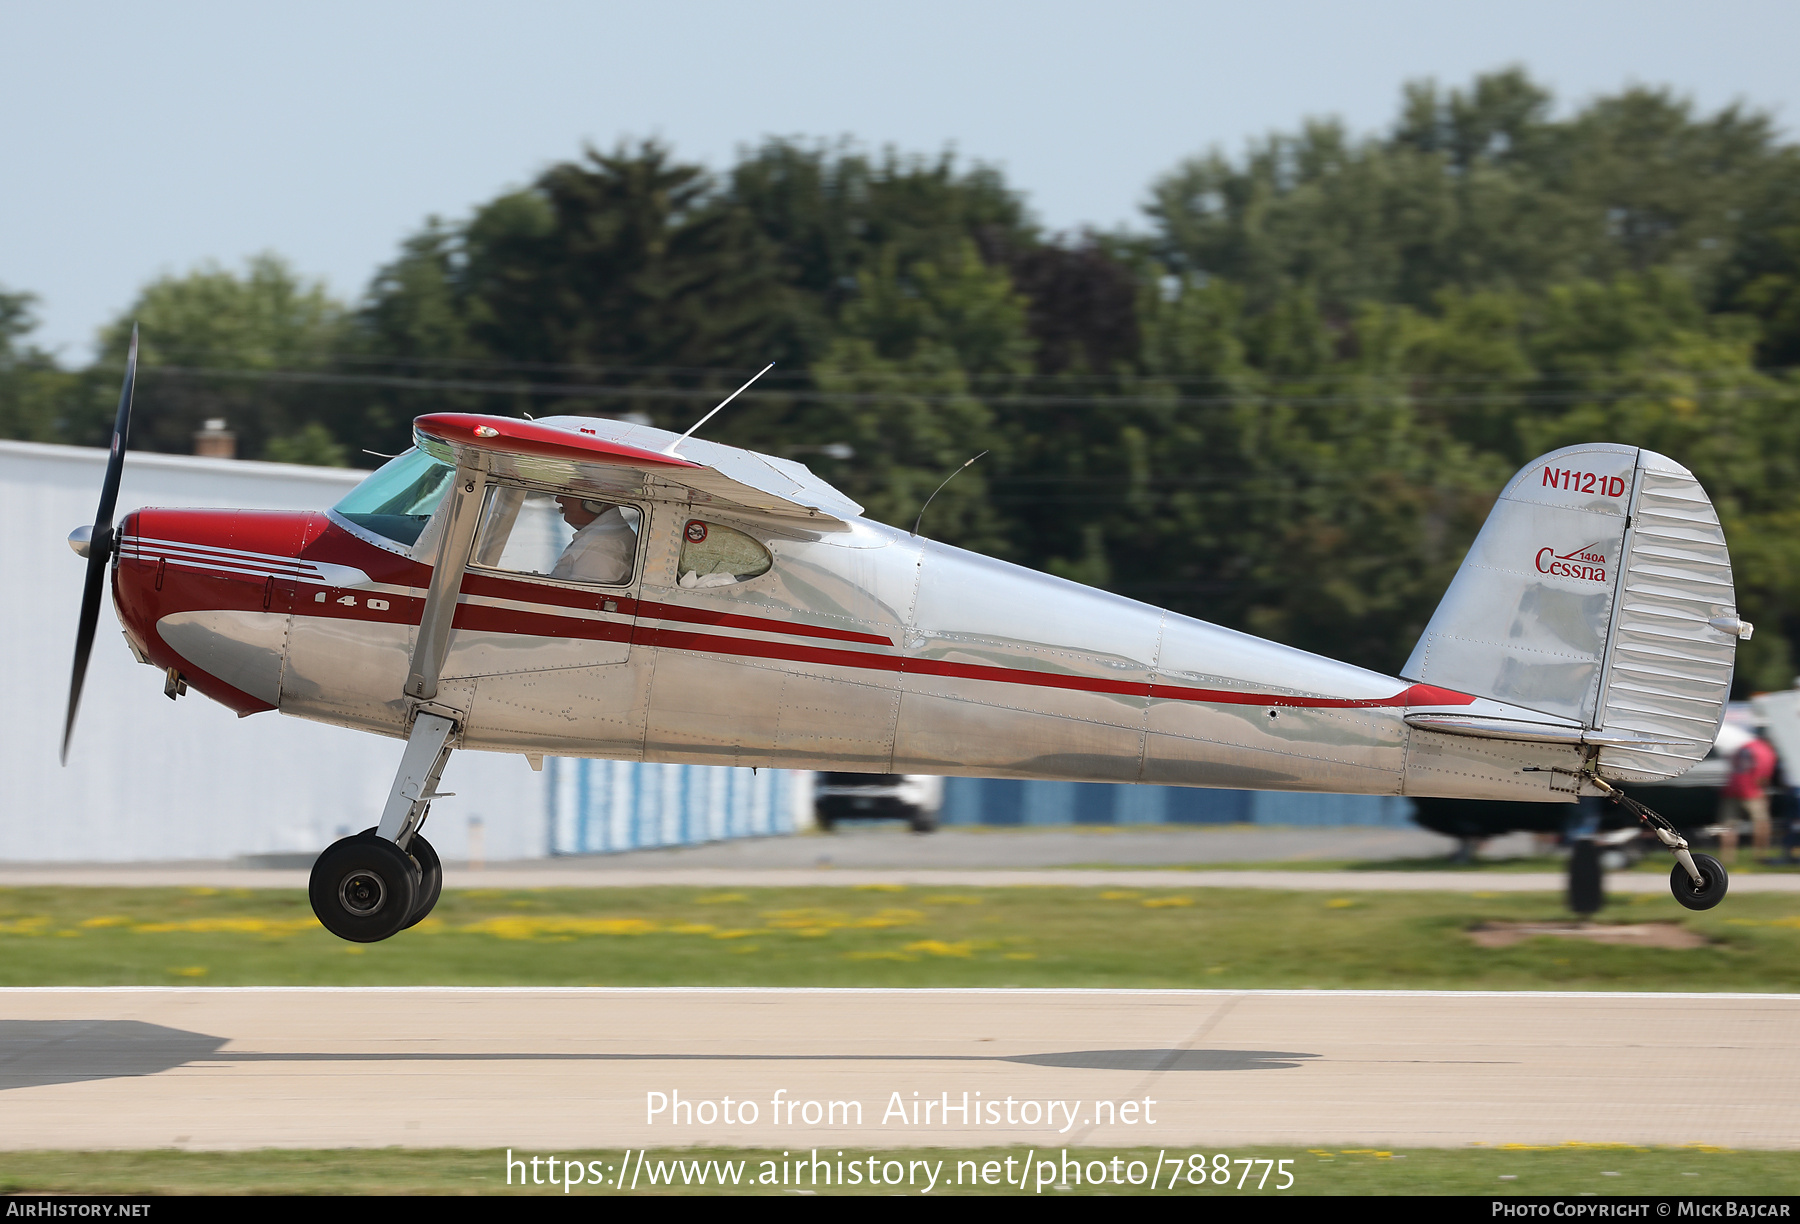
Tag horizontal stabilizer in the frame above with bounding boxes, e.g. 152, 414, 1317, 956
1403, 713, 1696, 751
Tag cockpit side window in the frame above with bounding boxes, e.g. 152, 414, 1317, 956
677, 520, 772, 589
470, 484, 641, 587
331, 449, 455, 546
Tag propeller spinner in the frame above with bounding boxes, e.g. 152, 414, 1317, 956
61, 325, 138, 764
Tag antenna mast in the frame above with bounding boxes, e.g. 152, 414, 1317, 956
912, 451, 988, 537
664, 363, 775, 455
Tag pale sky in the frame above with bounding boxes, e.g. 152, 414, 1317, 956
2, 0, 1795, 359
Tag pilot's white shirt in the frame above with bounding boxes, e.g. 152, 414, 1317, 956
550, 508, 635, 584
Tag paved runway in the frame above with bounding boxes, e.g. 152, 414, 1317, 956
1, 988, 1795, 1151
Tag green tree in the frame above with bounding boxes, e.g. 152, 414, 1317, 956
462, 143, 787, 422
728, 140, 1036, 365
93, 255, 354, 461
1147, 69, 1786, 318
0, 288, 77, 443
1518, 272, 1800, 691
1716, 152, 1800, 367
801, 242, 1021, 554
356, 143, 797, 439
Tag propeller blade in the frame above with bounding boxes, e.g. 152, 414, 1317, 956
61, 326, 138, 764
62, 546, 111, 764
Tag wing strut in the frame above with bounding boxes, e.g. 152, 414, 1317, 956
405, 463, 486, 702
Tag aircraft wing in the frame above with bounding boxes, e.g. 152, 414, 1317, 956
413, 412, 864, 524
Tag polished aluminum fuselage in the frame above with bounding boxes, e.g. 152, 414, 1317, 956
117, 492, 1586, 805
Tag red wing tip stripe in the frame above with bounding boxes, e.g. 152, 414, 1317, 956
416, 413, 704, 470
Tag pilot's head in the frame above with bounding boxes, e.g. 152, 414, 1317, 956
556, 496, 612, 529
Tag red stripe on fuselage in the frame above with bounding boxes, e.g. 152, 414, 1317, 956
636, 624, 1474, 709
632, 598, 892, 647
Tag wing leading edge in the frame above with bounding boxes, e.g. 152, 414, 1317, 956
413, 413, 864, 524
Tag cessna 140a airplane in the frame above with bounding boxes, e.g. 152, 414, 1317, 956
63, 336, 1753, 940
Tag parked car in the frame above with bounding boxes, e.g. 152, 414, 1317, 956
813, 773, 945, 833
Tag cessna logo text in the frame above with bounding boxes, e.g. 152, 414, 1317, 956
1536, 544, 1608, 583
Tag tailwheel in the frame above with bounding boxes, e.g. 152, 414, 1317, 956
1670, 852, 1729, 911
1587, 774, 1732, 913
310, 833, 419, 943
401, 832, 443, 929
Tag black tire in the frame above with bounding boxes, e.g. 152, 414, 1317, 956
908, 809, 939, 834
401, 833, 442, 929
816, 810, 836, 832
310, 833, 419, 943
1670, 852, 1729, 911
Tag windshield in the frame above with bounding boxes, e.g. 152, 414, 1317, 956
332, 449, 456, 546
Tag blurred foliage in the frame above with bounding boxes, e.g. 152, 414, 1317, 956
0, 288, 78, 442
10, 70, 1800, 685
75, 255, 358, 462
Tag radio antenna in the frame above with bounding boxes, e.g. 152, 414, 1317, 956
664, 362, 774, 454
912, 451, 987, 537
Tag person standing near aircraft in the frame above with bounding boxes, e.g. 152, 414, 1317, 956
551, 496, 636, 584
1718, 730, 1777, 861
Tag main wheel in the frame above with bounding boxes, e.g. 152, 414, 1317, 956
310, 833, 419, 943
1670, 852, 1729, 911
401, 833, 442, 929
348, 826, 438, 929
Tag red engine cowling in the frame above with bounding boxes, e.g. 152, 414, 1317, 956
113, 508, 324, 715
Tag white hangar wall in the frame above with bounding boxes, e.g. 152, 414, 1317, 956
0, 440, 551, 862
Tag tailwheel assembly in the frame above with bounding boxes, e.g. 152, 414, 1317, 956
1587, 775, 1729, 911
1667, 852, 1729, 912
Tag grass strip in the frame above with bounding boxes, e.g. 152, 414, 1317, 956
0, 1144, 1793, 1196
0, 884, 1798, 991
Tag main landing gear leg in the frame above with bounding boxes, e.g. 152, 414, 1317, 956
1587, 774, 1730, 912
309, 712, 457, 943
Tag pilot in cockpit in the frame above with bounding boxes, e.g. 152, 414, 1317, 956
551, 496, 637, 584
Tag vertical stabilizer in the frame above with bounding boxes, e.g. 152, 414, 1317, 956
1402, 444, 1745, 781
